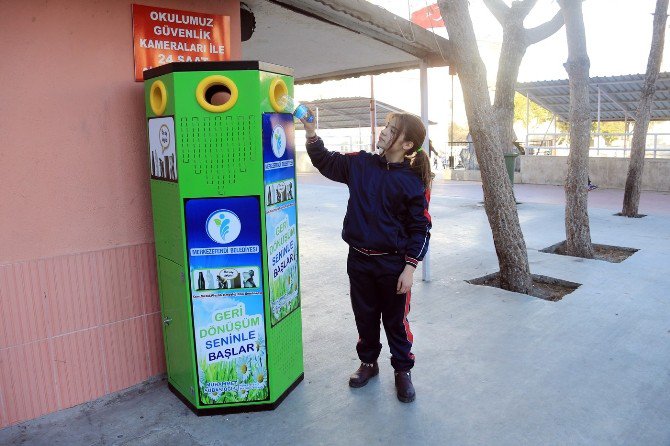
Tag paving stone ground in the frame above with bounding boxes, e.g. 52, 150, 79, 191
2, 177, 669, 446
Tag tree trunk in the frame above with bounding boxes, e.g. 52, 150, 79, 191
621, 0, 669, 217
559, 0, 594, 258
439, 0, 532, 293
493, 14, 527, 156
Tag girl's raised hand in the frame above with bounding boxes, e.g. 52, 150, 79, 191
299, 107, 317, 137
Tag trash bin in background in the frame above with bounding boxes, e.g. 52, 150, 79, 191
503, 152, 519, 186
143, 61, 303, 413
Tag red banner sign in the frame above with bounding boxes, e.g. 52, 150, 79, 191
411, 4, 444, 29
132, 4, 231, 81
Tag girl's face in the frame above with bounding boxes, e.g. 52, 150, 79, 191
377, 118, 414, 160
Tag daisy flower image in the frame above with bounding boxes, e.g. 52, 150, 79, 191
255, 335, 266, 358
237, 360, 251, 382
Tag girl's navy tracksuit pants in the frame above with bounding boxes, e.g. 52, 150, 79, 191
347, 247, 415, 372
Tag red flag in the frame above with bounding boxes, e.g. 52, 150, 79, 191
411, 4, 444, 29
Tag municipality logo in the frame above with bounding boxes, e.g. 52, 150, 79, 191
206, 210, 242, 244
271, 125, 286, 158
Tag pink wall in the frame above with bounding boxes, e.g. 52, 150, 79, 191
0, 0, 241, 263
0, 0, 241, 428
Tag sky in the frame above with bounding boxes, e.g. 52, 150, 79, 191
295, 0, 669, 151
370, 0, 669, 80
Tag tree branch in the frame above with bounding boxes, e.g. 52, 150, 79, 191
515, 0, 539, 19
482, 0, 510, 26
525, 10, 564, 45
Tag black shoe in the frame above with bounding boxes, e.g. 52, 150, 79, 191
348, 362, 379, 388
394, 370, 416, 403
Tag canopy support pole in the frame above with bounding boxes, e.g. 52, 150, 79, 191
420, 61, 431, 282
597, 85, 601, 155
370, 75, 376, 151
525, 92, 530, 150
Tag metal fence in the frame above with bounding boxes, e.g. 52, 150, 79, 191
525, 132, 670, 159
297, 131, 670, 159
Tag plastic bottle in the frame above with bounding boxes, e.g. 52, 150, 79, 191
279, 95, 315, 123
197, 271, 205, 291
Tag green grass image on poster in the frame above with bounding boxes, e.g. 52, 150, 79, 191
269, 263, 299, 325
199, 354, 268, 404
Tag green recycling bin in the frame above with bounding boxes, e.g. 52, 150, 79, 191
504, 153, 518, 185
143, 61, 303, 412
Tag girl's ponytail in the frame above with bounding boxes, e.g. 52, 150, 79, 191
409, 148, 433, 191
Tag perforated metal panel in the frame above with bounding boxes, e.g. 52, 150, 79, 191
267, 311, 303, 397
150, 182, 184, 264
178, 115, 256, 194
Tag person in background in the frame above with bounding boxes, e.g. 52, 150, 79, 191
428, 140, 440, 170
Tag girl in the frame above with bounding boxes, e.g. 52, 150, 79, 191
301, 112, 432, 403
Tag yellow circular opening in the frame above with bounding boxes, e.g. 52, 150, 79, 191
196, 75, 238, 113
150, 81, 167, 116
269, 78, 289, 112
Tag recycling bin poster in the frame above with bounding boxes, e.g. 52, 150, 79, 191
148, 117, 177, 182
185, 197, 269, 405
262, 113, 300, 326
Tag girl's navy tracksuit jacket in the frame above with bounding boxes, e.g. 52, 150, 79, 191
306, 137, 431, 371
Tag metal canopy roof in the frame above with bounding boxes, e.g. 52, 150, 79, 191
241, 0, 451, 84
517, 72, 670, 122
293, 97, 437, 130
